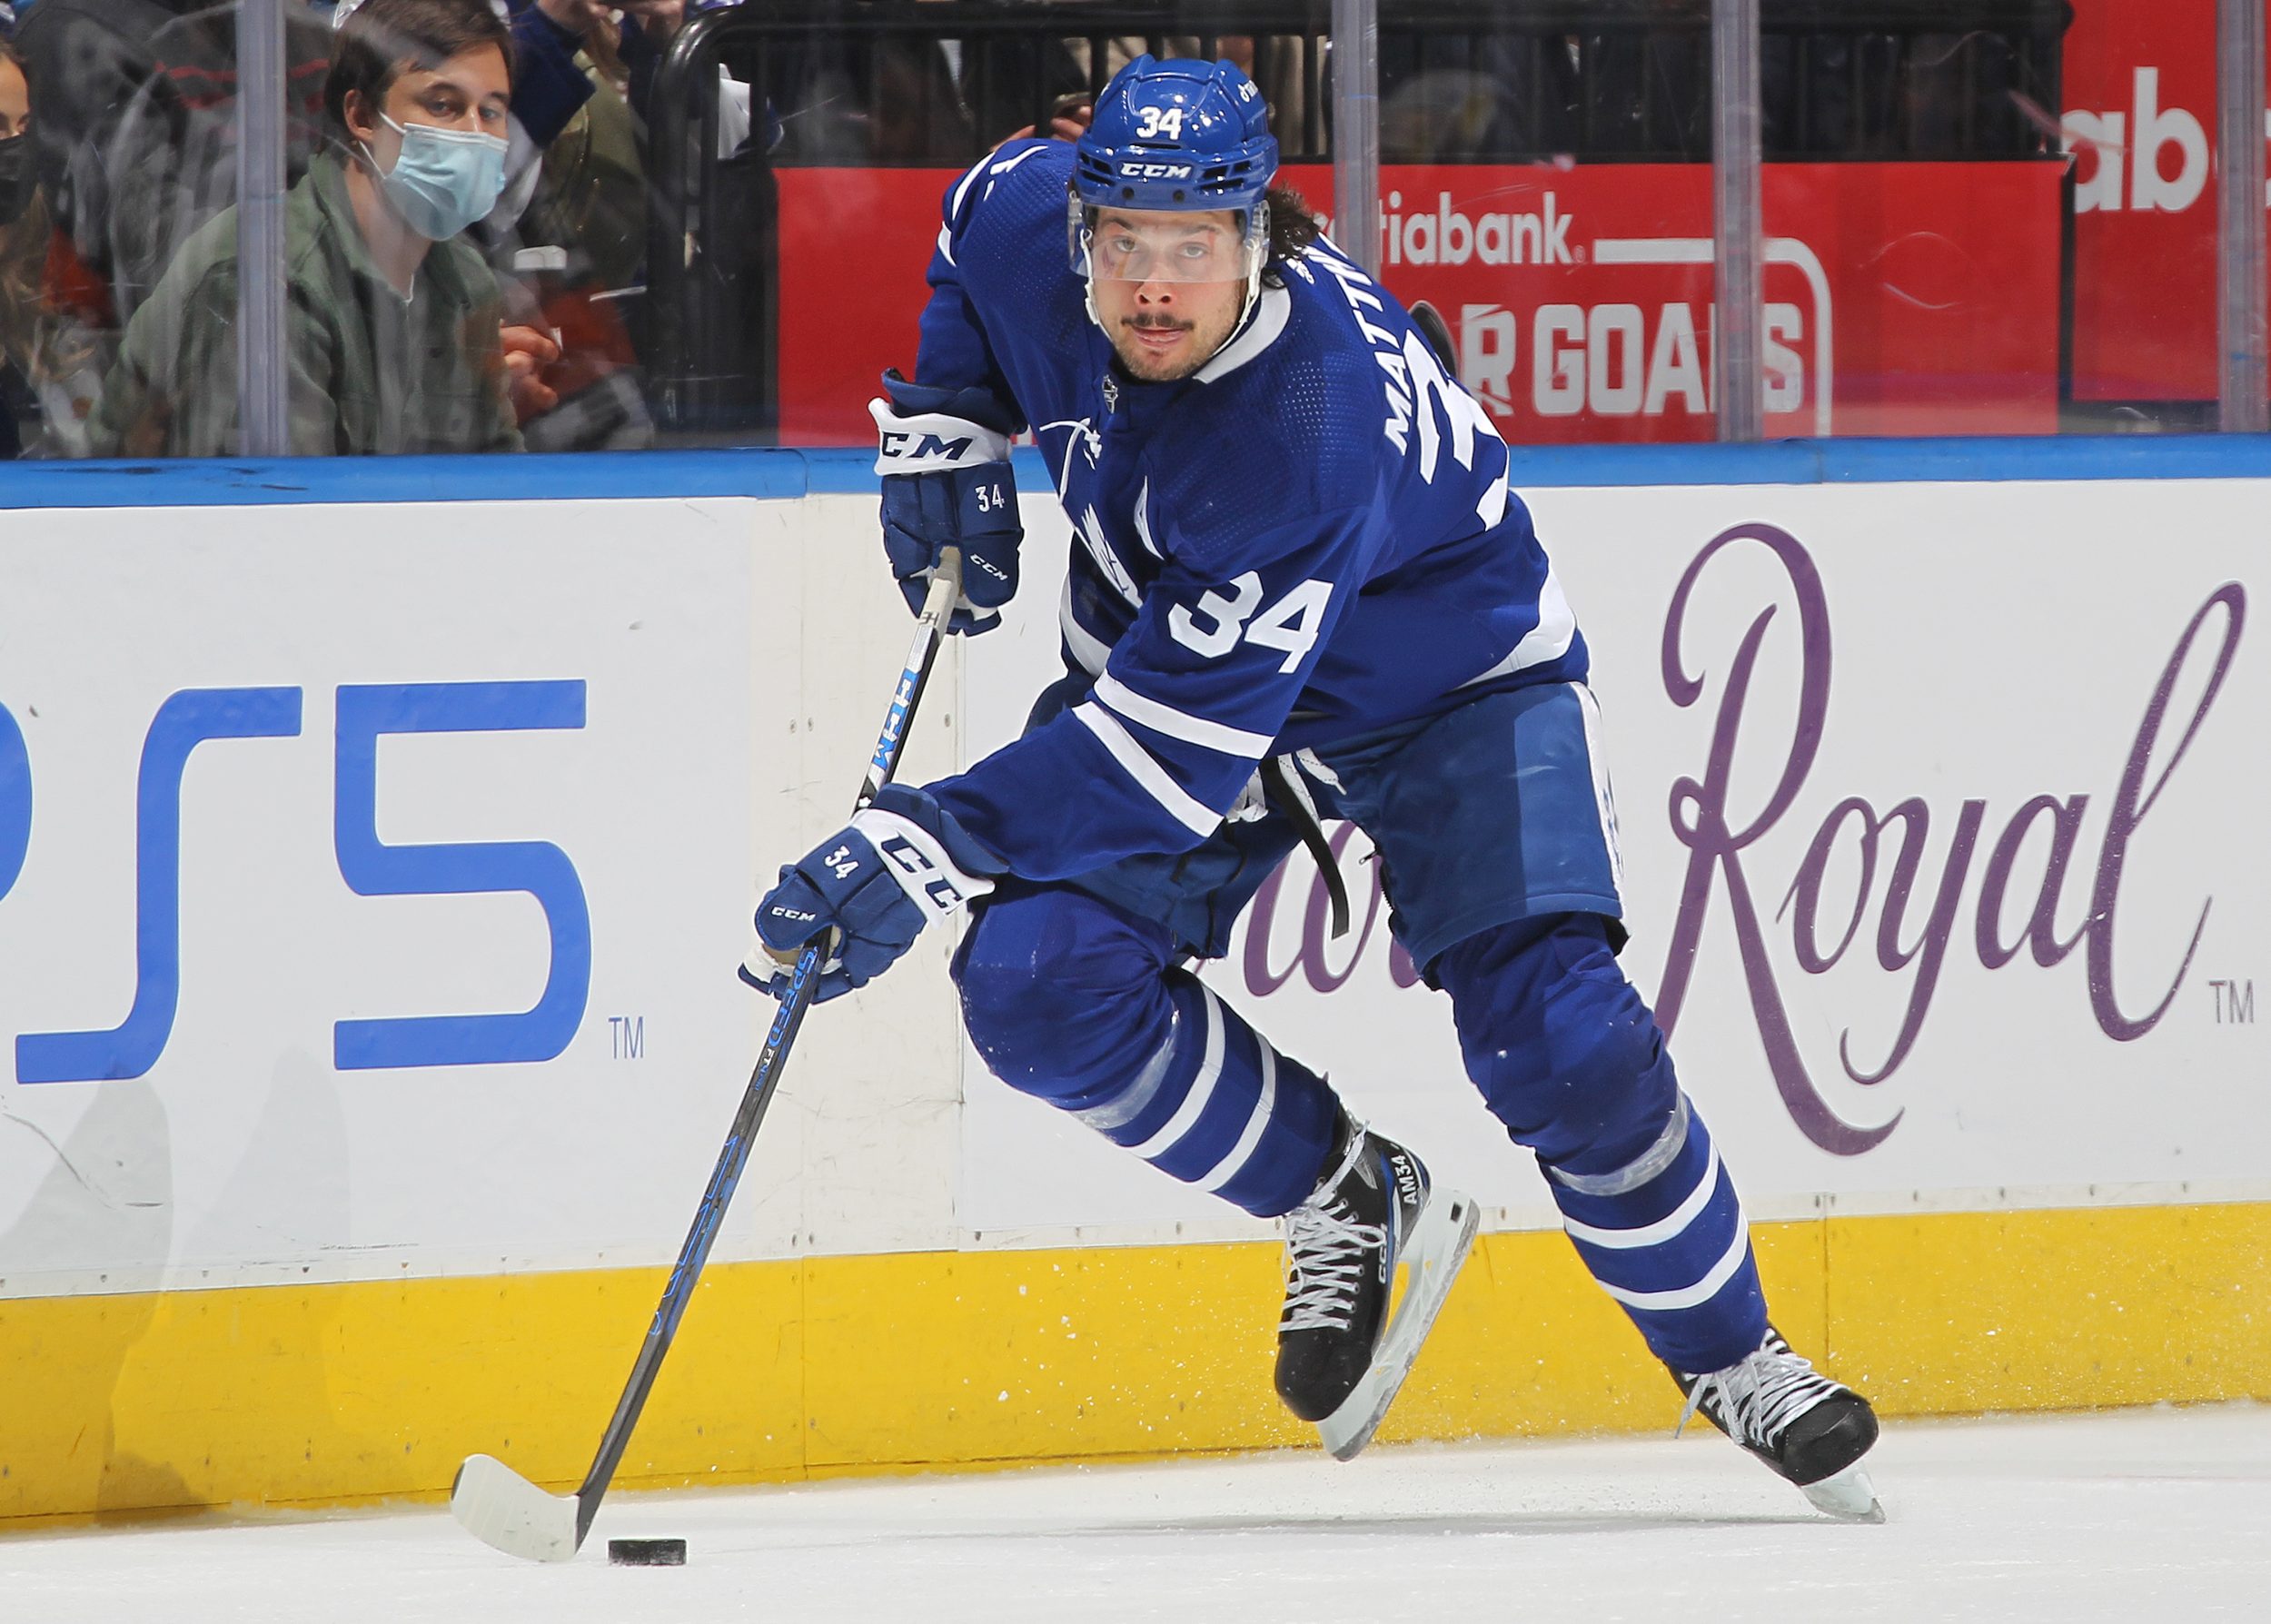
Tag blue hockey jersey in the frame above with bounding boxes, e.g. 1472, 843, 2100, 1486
914, 140, 1589, 883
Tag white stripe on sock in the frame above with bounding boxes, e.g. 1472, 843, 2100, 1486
1195, 1043, 1276, 1193
1592, 1216, 1753, 1312
1562, 1142, 1723, 1251
1127, 986, 1226, 1160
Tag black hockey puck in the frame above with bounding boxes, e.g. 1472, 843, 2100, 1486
606, 1538, 687, 1566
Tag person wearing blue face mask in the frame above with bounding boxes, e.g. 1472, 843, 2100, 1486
87, 0, 531, 457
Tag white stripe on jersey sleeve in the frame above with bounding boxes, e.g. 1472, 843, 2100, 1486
987, 143, 1051, 179
937, 144, 1046, 265
937, 157, 989, 266
1094, 672, 1273, 758
1071, 703, 1223, 837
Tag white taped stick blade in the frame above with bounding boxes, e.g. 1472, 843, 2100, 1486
1316, 1191, 1481, 1462
451, 1453, 581, 1562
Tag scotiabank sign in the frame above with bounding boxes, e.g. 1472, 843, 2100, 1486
1362, 163, 2060, 442
1374, 174, 1833, 443
776, 159, 2063, 444
2064, 0, 2271, 401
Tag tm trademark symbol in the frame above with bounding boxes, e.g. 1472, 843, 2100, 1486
609, 1015, 647, 1059
2206, 980, 2256, 1025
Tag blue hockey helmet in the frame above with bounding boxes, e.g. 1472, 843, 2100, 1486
1072, 54, 1278, 215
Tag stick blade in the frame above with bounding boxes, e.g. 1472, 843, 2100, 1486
451, 1453, 581, 1562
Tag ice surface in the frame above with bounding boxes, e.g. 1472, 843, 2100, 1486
4, 1404, 2264, 1623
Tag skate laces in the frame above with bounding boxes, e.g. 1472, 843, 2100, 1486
1279, 1131, 1386, 1335
1676, 1339, 1840, 1448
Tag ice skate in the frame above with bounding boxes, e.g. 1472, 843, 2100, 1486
1274, 1115, 1478, 1461
1671, 1325, 1885, 1521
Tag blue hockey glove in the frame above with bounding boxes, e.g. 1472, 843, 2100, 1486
741, 783, 1006, 1003
871, 371, 1023, 635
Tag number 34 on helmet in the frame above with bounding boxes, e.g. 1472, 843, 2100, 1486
1069, 55, 1280, 305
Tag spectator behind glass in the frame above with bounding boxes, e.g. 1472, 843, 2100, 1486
0, 42, 109, 457
513, 0, 684, 291
12, 0, 333, 337
88, 0, 523, 457
505, 1, 662, 450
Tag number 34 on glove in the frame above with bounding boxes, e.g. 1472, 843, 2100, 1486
741, 784, 1006, 1003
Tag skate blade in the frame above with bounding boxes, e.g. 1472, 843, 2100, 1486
1316, 1190, 1480, 1463
1800, 1461, 1885, 1523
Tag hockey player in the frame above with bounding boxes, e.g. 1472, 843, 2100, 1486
747, 56, 1883, 1516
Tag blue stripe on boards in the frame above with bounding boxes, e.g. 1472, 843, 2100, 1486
9, 435, 2271, 509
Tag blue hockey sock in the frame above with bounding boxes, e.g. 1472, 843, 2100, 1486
1063, 971, 1339, 1219
956, 887, 1339, 1219
1437, 916, 1768, 1375
1545, 1095, 1767, 1375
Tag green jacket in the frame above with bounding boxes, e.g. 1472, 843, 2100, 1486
90, 152, 521, 458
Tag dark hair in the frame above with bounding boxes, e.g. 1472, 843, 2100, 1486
1263, 183, 1323, 282
324, 0, 515, 142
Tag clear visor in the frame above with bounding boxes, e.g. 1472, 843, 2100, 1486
1075, 208, 1262, 284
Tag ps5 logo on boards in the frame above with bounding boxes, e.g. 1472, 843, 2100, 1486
0, 679, 592, 1084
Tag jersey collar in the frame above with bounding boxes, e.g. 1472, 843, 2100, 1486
1194, 283, 1292, 384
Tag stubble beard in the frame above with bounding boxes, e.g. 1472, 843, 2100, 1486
1112, 319, 1198, 382
1111, 312, 1235, 382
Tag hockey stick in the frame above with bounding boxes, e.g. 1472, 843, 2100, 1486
451, 549, 967, 1563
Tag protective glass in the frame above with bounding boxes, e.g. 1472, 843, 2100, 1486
26, 1, 2253, 460
1076, 210, 1258, 284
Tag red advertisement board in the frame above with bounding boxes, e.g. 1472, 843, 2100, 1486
2062, 0, 2265, 401
776, 160, 2062, 444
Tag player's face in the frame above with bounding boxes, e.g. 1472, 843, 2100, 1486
1088, 208, 1248, 381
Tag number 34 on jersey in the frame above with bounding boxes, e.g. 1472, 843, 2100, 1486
1170, 574, 1334, 673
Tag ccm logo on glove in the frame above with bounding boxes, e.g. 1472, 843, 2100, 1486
877, 830, 966, 912
870, 383, 1024, 638
742, 784, 1006, 1004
